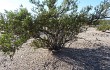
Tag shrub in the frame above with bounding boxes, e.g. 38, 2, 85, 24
97, 20, 110, 31
0, 7, 31, 55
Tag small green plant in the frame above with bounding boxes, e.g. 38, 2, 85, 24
97, 20, 110, 32
31, 38, 47, 49
0, 7, 31, 57
0, 33, 26, 54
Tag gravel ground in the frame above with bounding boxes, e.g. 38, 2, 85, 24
0, 27, 110, 70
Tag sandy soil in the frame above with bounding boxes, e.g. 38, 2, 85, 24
0, 27, 110, 70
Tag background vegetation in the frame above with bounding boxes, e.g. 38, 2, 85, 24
97, 20, 110, 31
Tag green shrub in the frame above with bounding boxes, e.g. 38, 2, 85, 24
31, 38, 47, 49
0, 7, 31, 55
97, 20, 110, 31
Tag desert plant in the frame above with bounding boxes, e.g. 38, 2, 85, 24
97, 20, 110, 31
0, 7, 32, 55
82, 0, 110, 25
29, 0, 85, 51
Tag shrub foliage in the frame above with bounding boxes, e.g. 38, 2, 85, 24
97, 20, 110, 31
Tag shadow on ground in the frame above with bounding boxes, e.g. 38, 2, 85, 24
53, 46, 110, 70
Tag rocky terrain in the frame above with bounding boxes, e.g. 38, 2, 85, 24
0, 27, 110, 70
